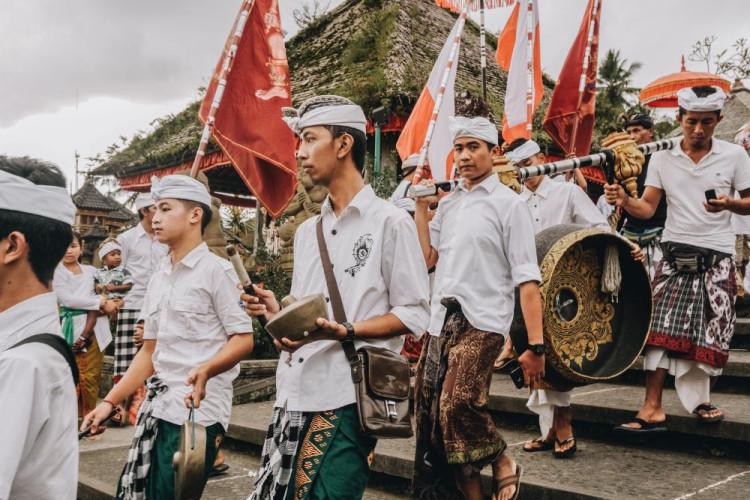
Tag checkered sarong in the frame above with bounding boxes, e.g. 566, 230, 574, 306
249, 406, 307, 500
118, 376, 167, 500
115, 309, 140, 376
648, 256, 736, 369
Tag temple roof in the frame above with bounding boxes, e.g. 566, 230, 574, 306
72, 180, 134, 221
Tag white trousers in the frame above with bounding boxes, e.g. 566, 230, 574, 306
527, 388, 572, 438
643, 346, 722, 413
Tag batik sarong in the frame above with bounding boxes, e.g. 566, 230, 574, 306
647, 256, 736, 369
413, 300, 506, 499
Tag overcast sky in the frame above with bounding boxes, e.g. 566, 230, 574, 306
1, 0, 747, 191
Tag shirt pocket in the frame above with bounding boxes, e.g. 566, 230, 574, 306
172, 299, 212, 341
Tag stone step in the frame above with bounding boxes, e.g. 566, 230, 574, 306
732, 317, 750, 349
227, 401, 750, 500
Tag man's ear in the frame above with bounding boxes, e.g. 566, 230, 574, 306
1, 231, 28, 265
189, 206, 203, 226
336, 133, 354, 160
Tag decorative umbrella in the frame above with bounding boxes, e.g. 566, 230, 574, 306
640, 56, 731, 108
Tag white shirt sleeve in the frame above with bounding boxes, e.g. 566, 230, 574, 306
380, 214, 431, 337
644, 154, 663, 190
428, 201, 444, 254
52, 265, 100, 311
290, 225, 305, 300
117, 231, 130, 268
503, 201, 542, 286
141, 279, 158, 340
212, 264, 254, 336
0, 356, 45, 499
732, 147, 750, 191
570, 186, 610, 229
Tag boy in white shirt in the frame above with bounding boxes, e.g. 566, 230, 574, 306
82, 174, 254, 498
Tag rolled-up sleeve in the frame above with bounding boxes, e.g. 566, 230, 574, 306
214, 264, 254, 336
645, 154, 663, 189
382, 214, 431, 337
504, 200, 542, 286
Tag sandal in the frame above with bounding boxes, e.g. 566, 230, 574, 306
209, 463, 230, 477
494, 354, 516, 372
493, 463, 523, 500
615, 417, 667, 433
553, 437, 577, 459
522, 437, 554, 453
693, 403, 724, 423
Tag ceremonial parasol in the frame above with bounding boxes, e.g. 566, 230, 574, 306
640, 56, 731, 108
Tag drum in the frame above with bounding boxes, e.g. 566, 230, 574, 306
264, 293, 329, 342
510, 225, 652, 390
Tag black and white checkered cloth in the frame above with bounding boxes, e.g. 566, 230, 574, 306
249, 406, 307, 500
118, 376, 167, 500
115, 309, 140, 377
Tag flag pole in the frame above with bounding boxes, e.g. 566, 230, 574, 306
524, 0, 535, 136
190, 0, 255, 178
480, 0, 487, 101
413, 8, 468, 185
567, 0, 600, 157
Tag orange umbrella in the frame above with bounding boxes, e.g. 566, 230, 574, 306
640, 56, 731, 108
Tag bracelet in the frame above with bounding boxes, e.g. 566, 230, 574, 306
102, 398, 117, 409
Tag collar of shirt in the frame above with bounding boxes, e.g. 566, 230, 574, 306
320, 184, 377, 220
520, 177, 552, 201
0, 292, 62, 351
670, 138, 724, 164
165, 242, 209, 274
456, 172, 500, 195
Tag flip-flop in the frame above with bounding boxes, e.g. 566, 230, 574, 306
209, 463, 230, 478
693, 403, 724, 424
615, 417, 667, 433
493, 463, 523, 500
522, 437, 554, 453
494, 355, 516, 372
553, 437, 577, 459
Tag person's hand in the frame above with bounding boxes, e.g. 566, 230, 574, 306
101, 299, 118, 315
95, 284, 104, 294
134, 323, 144, 348
80, 401, 116, 437
242, 285, 280, 322
629, 243, 646, 262
414, 180, 439, 210
517, 350, 545, 387
604, 183, 627, 207
704, 194, 733, 213
105, 283, 117, 292
276, 317, 347, 352
72, 335, 91, 353
185, 365, 209, 409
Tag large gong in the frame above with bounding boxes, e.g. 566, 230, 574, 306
510, 224, 652, 390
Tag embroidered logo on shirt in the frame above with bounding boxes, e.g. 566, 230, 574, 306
345, 234, 374, 277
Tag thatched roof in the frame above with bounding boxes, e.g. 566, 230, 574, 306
72, 180, 135, 221
714, 81, 750, 143
93, 0, 553, 189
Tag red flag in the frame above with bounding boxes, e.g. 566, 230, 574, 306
542, 0, 602, 157
199, 0, 297, 218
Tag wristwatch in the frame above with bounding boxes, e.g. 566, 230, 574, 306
341, 322, 356, 342
528, 343, 545, 356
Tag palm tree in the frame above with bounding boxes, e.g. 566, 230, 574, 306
596, 49, 643, 135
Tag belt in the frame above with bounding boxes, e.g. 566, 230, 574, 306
661, 242, 731, 274
621, 227, 663, 246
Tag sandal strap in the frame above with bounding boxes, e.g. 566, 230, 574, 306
694, 403, 718, 413
556, 436, 576, 446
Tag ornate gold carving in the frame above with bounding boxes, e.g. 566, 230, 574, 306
492, 154, 522, 193
602, 132, 645, 198
539, 228, 616, 383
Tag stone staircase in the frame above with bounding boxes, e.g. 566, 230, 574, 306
80, 340, 750, 499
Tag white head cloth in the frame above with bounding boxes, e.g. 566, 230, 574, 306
505, 140, 541, 165
134, 192, 155, 211
449, 116, 498, 145
677, 86, 727, 112
98, 240, 121, 260
401, 153, 421, 172
0, 170, 75, 225
283, 104, 367, 136
150, 175, 211, 207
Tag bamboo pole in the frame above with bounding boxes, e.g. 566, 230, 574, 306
568, 0, 601, 156
480, 0, 487, 101
189, 0, 255, 178
524, 0, 535, 135
412, 8, 468, 185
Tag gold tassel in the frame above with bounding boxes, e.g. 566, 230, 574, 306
601, 244, 621, 303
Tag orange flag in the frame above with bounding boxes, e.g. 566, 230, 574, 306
496, 0, 543, 143
199, 0, 297, 218
543, 0, 602, 157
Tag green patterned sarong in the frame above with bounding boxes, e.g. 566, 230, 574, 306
59, 306, 88, 346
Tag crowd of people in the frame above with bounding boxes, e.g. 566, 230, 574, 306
1, 84, 749, 500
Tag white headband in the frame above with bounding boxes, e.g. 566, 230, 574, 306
505, 140, 541, 165
449, 116, 498, 145
677, 87, 727, 112
401, 153, 421, 171
134, 192, 155, 211
98, 241, 121, 260
283, 104, 367, 136
0, 170, 75, 225
151, 175, 211, 207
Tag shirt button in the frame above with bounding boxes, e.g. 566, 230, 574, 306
298, 357, 304, 363
325, 297, 330, 303
332, 229, 337, 235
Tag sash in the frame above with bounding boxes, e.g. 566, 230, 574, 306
59, 306, 88, 346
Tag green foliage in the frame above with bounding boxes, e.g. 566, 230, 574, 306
595, 49, 643, 139
248, 246, 292, 359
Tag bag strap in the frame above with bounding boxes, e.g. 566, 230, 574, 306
9, 333, 79, 385
315, 217, 362, 383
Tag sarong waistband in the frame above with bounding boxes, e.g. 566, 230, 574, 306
621, 226, 663, 246
661, 242, 732, 274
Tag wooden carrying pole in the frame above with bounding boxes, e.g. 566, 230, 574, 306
189, 0, 255, 178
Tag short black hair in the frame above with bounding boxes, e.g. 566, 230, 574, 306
324, 125, 367, 172
624, 113, 654, 130
179, 200, 212, 234
678, 86, 722, 119
0, 156, 73, 285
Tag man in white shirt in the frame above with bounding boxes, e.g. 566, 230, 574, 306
413, 116, 544, 500
0, 157, 78, 500
389, 153, 419, 214
606, 86, 750, 429
244, 95, 430, 500
82, 175, 254, 499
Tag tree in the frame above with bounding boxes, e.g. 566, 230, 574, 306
689, 36, 750, 81
293, 0, 331, 29
595, 49, 642, 136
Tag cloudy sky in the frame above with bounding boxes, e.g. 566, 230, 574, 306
1, 0, 747, 191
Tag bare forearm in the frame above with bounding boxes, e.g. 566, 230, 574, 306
519, 282, 543, 345
353, 313, 410, 340
622, 196, 657, 220
414, 205, 438, 268
730, 198, 750, 216
202, 334, 254, 379
105, 341, 155, 403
